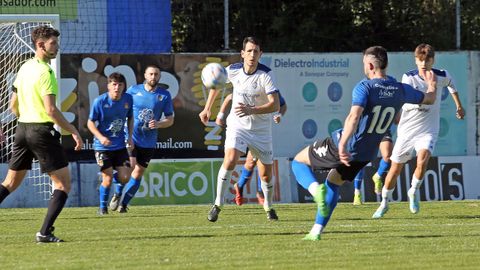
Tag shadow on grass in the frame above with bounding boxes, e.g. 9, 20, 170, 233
445, 215, 480, 219
400, 235, 444, 239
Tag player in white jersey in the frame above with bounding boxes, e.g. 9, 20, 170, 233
373, 43, 465, 218
199, 36, 281, 222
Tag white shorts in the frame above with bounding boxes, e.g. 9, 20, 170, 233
225, 128, 273, 164
390, 133, 437, 163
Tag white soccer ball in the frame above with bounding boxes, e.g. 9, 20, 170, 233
201, 63, 227, 89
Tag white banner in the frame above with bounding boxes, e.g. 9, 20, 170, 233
262, 52, 474, 158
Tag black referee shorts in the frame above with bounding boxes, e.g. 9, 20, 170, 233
9, 122, 69, 173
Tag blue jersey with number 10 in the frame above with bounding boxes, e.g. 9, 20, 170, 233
127, 84, 174, 148
332, 76, 425, 161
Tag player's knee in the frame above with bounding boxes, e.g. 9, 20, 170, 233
54, 180, 71, 193
259, 175, 271, 183
244, 161, 255, 171
295, 146, 311, 163
222, 158, 237, 170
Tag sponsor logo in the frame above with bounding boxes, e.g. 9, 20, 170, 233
313, 145, 328, 157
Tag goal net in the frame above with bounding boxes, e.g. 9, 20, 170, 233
0, 15, 60, 200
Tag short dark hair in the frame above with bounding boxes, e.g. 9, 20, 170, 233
108, 72, 126, 85
363, 46, 388, 70
242, 36, 261, 50
145, 64, 160, 72
415, 43, 435, 61
31, 25, 60, 48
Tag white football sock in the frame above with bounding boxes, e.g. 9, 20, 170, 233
310, 223, 324, 235
410, 176, 423, 191
214, 166, 233, 206
261, 180, 274, 211
380, 187, 394, 208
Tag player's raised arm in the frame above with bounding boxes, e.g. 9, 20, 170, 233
199, 88, 220, 125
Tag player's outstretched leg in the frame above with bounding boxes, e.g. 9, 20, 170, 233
292, 159, 329, 216
303, 180, 340, 241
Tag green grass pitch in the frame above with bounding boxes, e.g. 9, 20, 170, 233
1, 201, 479, 269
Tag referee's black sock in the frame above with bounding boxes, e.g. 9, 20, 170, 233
40, 189, 68, 235
0, 185, 11, 204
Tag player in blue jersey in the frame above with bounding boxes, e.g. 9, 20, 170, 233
87, 73, 133, 215
373, 43, 465, 218
109, 65, 174, 213
291, 46, 438, 241
353, 131, 393, 205
216, 92, 287, 206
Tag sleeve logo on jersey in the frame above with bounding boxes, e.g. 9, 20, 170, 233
124, 102, 130, 109
158, 95, 165, 101
139, 109, 154, 130
108, 119, 124, 137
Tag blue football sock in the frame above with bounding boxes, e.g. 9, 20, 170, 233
121, 177, 142, 206
377, 159, 391, 178
99, 185, 110, 209
314, 180, 340, 226
354, 168, 364, 190
292, 160, 317, 190
257, 174, 262, 193
112, 172, 125, 196
237, 167, 253, 189
112, 171, 119, 184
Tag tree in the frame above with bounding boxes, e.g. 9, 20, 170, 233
171, 0, 480, 52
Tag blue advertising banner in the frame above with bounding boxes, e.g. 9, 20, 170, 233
107, 0, 171, 53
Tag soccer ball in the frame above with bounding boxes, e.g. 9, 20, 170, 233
201, 63, 227, 89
